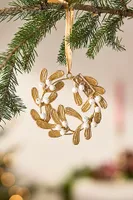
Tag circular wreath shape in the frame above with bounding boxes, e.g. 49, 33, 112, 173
30, 68, 107, 145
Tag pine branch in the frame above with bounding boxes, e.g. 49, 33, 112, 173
0, 0, 57, 22
87, 15, 125, 58
73, 4, 133, 16
0, 8, 64, 122
0, 9, 64, 71
57, 38, 66, 65
0, 66, 26, 121
57, 12, 99, 64
58, 12, 125, 63
86, 0, 130, 9
0, 1, 133, 23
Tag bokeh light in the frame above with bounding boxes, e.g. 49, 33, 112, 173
17, 187, 31, 200
8, 185, 20, 196
0, 167, 4, 176
3, 153, 13, 168
9, 195, 23, 200
1, 172, 15, 187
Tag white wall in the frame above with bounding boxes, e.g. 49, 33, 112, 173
0, 0, 133, 185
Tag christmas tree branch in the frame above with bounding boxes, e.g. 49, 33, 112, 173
0, 9, 64, 122
58, 11, 125, 63
57, 12, 99, 64
74, 4, 133, 17
0, 44, 23, 70
86, 15, 125, 59
0, 2, 133, 22
0, 5, 42, 22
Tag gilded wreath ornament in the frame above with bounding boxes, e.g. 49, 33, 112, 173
30, 69, 107, 145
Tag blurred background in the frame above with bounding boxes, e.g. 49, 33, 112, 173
0, 0, 133, 200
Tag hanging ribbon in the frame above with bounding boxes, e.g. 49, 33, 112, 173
65, 7, 74, 75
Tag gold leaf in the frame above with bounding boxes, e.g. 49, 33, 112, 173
55, 81, 64, 91
84, 76, 98, 86
74, 92, 82, 106
49, 130, 61, 138
31, 87, 39, 103
73, 126, 81, 145
94, 86, 105, 95
40, 68, 48, 83
94, 112, 102, 123
49, 92, 58, 103
81, 99, 91, 112
84, 127, 92, 140
65, 107, 82, 121
30, 109, 40, 121
49, 70, 64, 81
99, 97, 108, 109
57, 105, 66, 121
45, 104, 52, 122
47, 82, 64, 93
51, 109, 62, 125
36, 120, 56, 129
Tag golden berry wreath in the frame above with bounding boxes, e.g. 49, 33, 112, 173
30, 68, 107, 145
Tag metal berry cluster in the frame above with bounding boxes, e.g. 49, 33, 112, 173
31, 68, 107, 145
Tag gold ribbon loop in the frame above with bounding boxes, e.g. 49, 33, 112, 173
65, 8, 74, 75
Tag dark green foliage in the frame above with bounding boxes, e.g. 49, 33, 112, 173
10, 0, 43, 6
57, 38, 66, 65
58, 12, 126, 63
84, 0, 130, 8
87, 15, 125, 58
0, 0, 41, 22
70, 13, 99, 49
0, 66, 26, 121
0, 0, 60, 22
0, 7, 64, 122
58, 13, 99, 64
